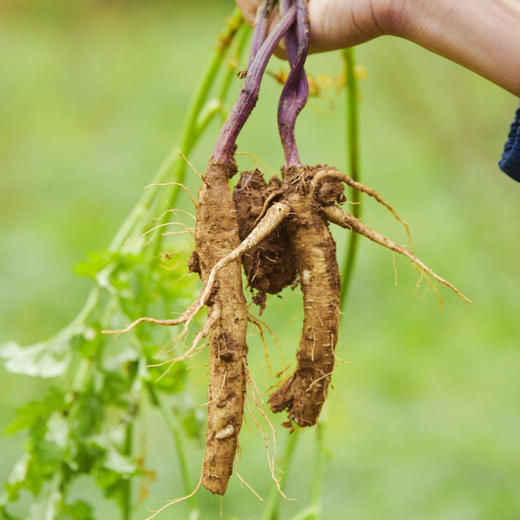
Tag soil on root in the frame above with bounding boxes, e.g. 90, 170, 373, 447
267, 165, 341, 428
193, 160, 249, 495
233, 169, 298, 307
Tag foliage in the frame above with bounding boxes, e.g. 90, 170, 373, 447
0, 242, 197, 519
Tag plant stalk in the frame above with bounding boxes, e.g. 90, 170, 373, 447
219, 23, 251, 116
340, 47, 361, 307
122, 421, 134, 520
150, 8, 245, 258
212, 4, 297, 163
151, 386, 199, 518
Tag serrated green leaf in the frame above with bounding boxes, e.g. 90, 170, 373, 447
98, 371, 131, 408
69, 392, 104, 439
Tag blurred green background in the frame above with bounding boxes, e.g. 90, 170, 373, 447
1, 1, 519, 519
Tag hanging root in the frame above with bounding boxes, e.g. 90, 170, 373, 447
310, 166, 413, 249
192, 162, 292, 495
234, 447, 264, 501
195, 160, 248, 496
322, 204, 472, 303
248, 311, 287, 377
145, 477, 203, 520
268, 166, 341, 428
243, 359, 292, 501
102, 166, 291, 495
150, 303, 222, 386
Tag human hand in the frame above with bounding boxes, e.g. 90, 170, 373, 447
235, 0, 402, 52
236, 0, 520, 96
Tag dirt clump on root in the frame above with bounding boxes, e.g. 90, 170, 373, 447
193, 160, 249, 495
233, 169, 297, 309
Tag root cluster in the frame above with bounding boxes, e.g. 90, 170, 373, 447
103, 0, 471, 512
106, 162, 470, 498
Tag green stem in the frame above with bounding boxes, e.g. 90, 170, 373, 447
46, 11, 246, 339
150, 387, 199, 518
122, 421, 134, 520
117, 10, 244, 519
218, 23, 251, 118
261, 429, 300, 520
308, 424, 324, 519
42, 13, 245, 349
340, 47, 361, 308
150, 9, 244, 259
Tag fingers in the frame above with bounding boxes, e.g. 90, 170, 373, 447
236, 0, 387, 54
307, 0, 381, 52
235, 0, 263, 25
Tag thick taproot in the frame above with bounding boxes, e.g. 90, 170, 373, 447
269, 166, 341, 427
195, 161, 248, 495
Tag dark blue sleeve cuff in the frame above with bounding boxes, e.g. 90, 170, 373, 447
499, 105, 520, 182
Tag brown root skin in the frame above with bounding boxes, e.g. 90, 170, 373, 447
193, 166, 289, 495
234, 170, 298, 299
195, 160, 248, 495
268, 165, 341, 428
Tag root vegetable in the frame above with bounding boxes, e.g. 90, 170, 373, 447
105, 0, 471, 508
268, 166, 340, 427
196, 161, 248, 494
197, 5, 298, 493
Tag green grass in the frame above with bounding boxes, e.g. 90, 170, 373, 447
1, 1, 519, 519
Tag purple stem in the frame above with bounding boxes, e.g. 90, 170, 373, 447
278, 0, 310, 167
281, 0, 298, 63
213, 4, 297, 164
249, 0, 276, 65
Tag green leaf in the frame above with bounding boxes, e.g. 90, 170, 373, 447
56, 501, 93, 520
69, 392, 104, 439
89, 436, 138, 505
5, 388, 65, 436
0, 504, 20, 520
74, 250, 116, 280
143, 345, 186, 395
3, 454, 29, 500
104, 447, 137, 476
0, 338, 72, 379
27, 480, 62, 520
